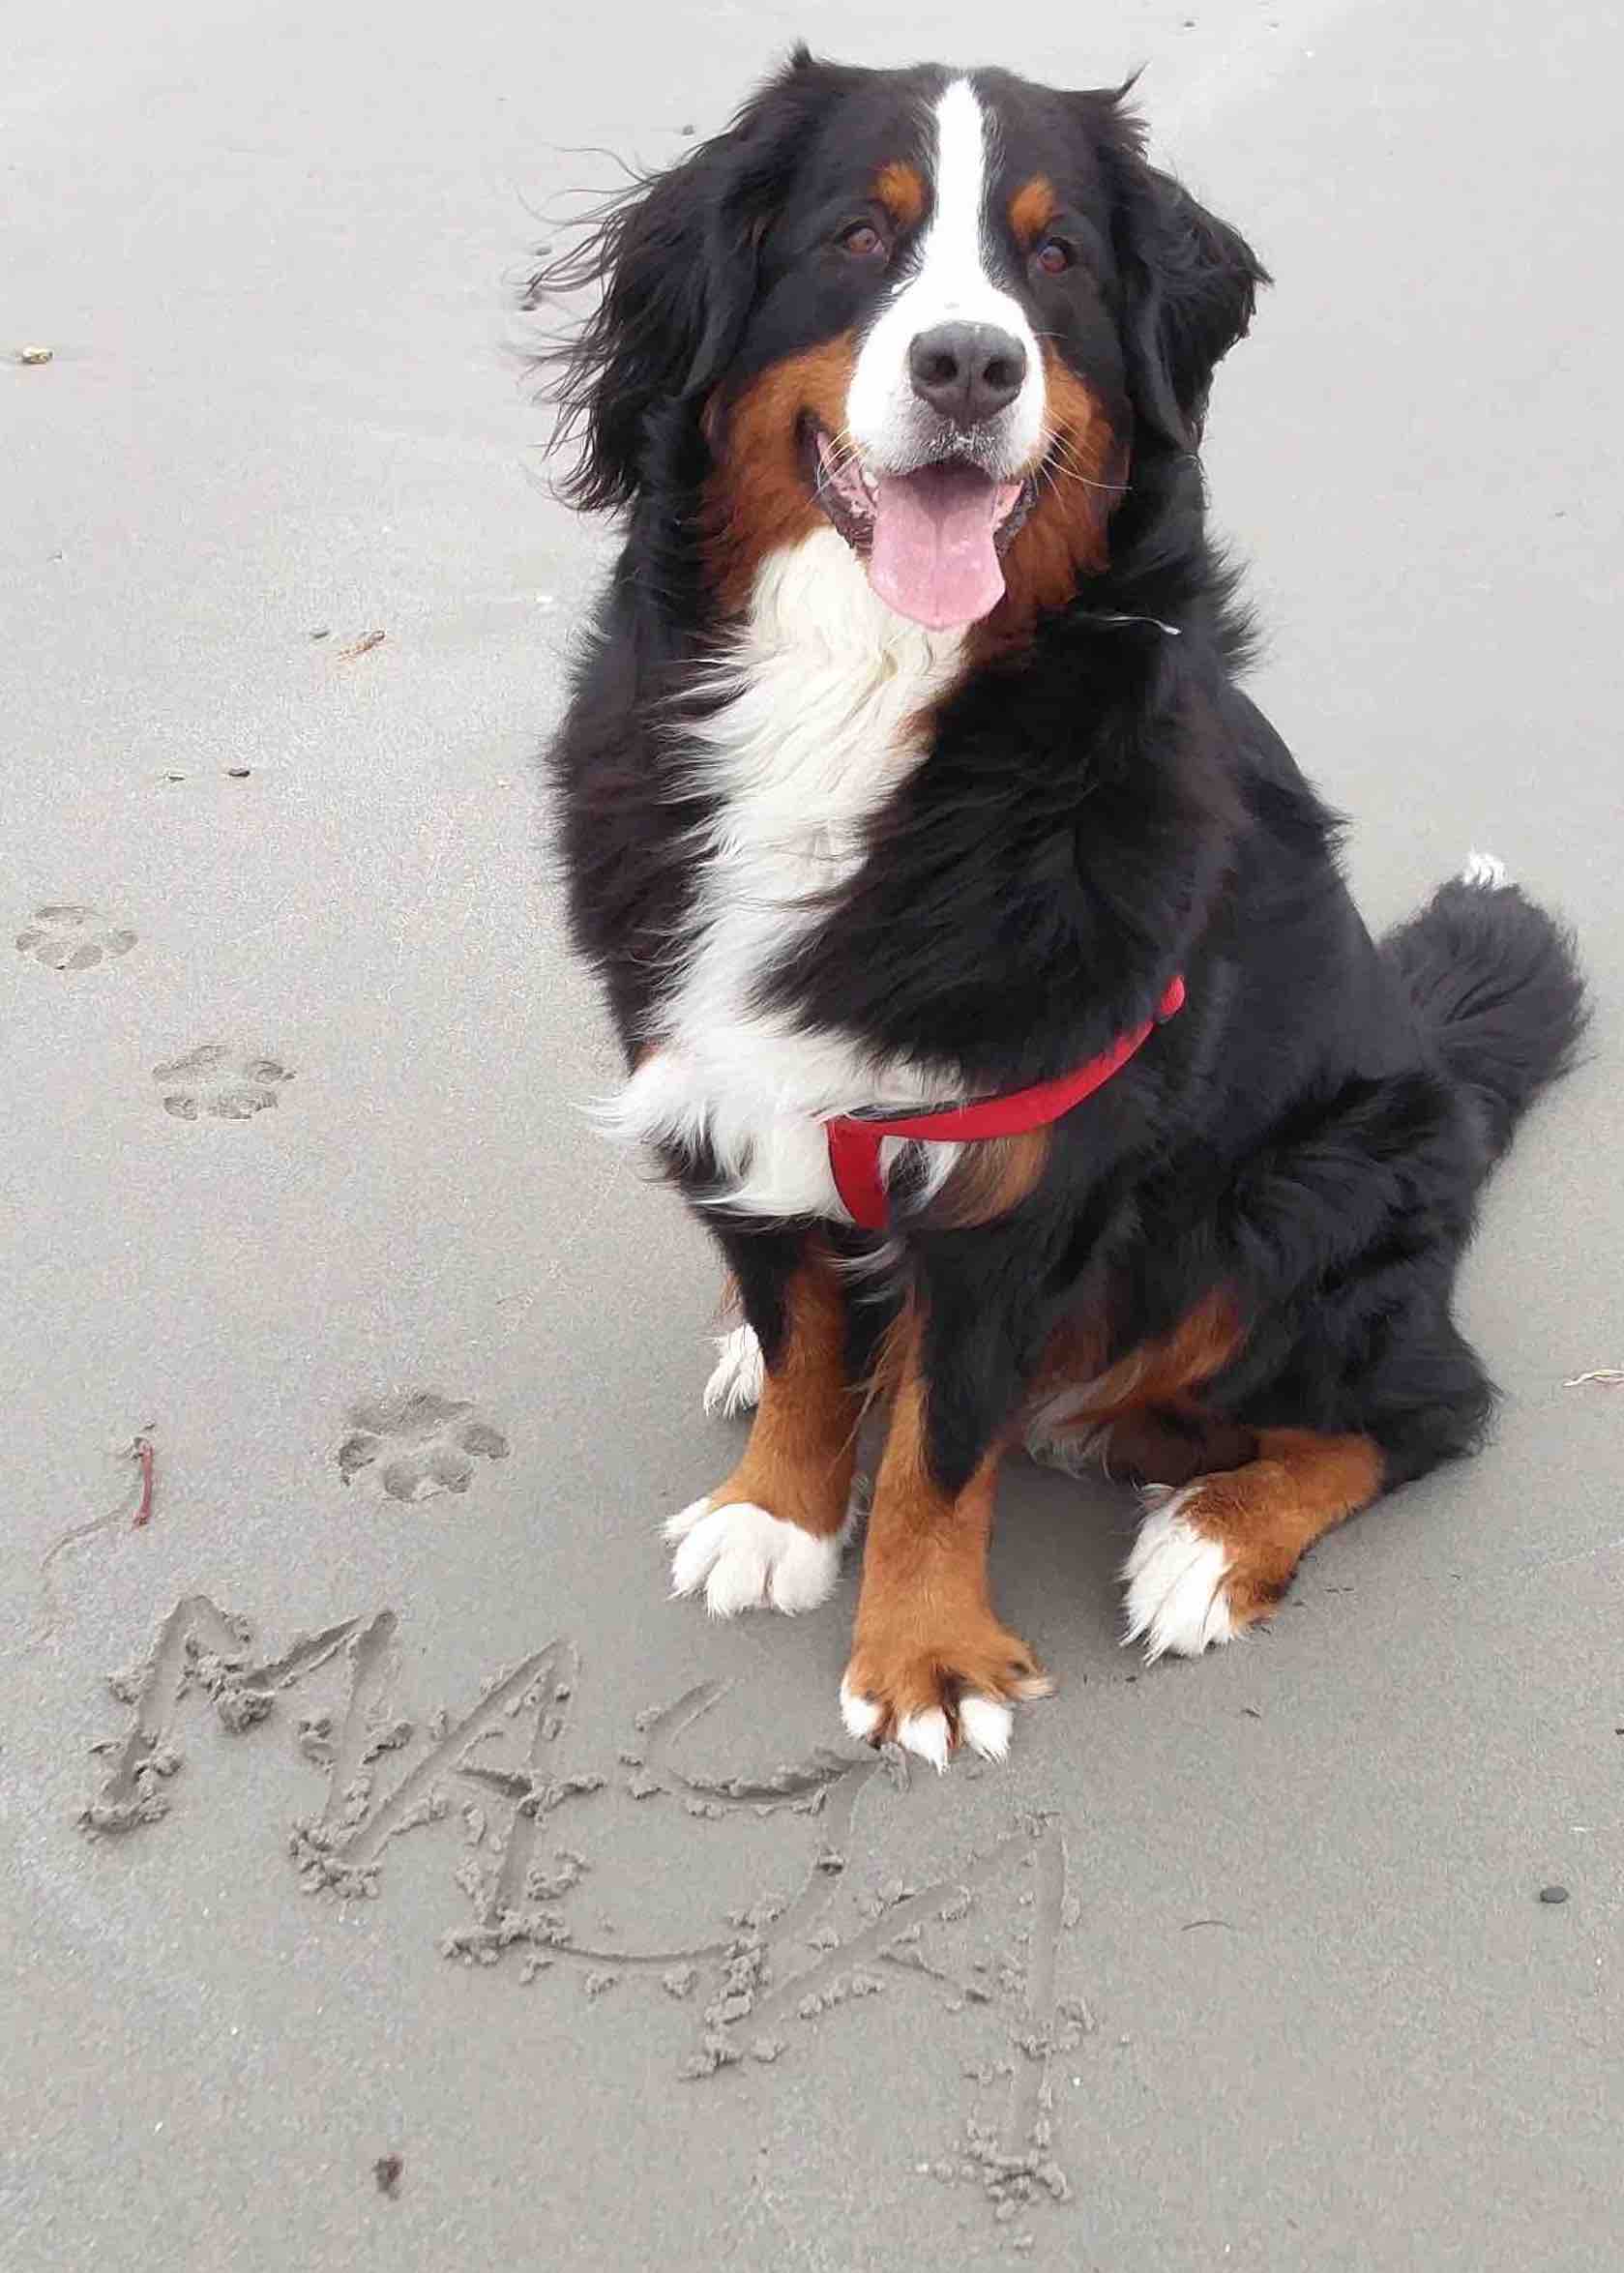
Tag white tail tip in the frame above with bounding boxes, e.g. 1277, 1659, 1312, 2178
1461, 850, 1511, 889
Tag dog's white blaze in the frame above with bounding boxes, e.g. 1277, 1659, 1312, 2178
846, 78, 1046, 477
604, 529, 967, 1220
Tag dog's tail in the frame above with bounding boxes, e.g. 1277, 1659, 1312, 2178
1382, 852, 1586, 1164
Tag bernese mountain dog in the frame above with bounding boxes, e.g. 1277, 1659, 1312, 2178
529, 50, 1585, 1769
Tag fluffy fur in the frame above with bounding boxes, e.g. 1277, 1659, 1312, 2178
530, 52, 1586, 1751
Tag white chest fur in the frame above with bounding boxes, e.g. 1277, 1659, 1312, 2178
603, 530, 968, 1221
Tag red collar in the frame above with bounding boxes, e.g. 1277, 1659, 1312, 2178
825, 975, 1186, 1231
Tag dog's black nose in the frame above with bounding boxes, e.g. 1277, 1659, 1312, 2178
907, 321, 1027, 427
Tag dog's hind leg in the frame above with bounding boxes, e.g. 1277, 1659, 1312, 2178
1121, 1428, 1385, 1660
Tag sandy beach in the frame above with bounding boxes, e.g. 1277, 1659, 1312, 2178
4, 3, 1619, 2265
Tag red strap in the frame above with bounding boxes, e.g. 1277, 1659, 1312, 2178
825, 975, 1186, 1231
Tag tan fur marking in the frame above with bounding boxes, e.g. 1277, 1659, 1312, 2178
708, 1245, 855, 1538
845, 1312, 1050, 1747
875, 160, 927, 231
925, 1128, 1055, 1229
705, 332, 1120, 637
1033, 1288, 1246, 1433
1008, 175, 1058, 248
704, 336, 859, 614
974, 347, 1126, 656
1172, 1429, 1385, 1628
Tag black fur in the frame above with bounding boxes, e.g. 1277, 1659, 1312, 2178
534, 56, 1586, 1516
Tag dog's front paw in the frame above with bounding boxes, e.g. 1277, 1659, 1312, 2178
839, 1620, 1052, 1771
664, 1495, 856, 1617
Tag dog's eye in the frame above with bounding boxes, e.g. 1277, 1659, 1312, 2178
1033, 238, 1073, 277
837, 221, 887, 260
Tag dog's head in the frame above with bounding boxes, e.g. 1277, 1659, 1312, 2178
530, 52, 1266, 632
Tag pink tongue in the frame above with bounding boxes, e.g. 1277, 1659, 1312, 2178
869, 464, 1020, 631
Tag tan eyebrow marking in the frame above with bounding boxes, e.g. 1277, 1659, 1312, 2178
1009, 175, 1059, 248
874, 160, 927, 230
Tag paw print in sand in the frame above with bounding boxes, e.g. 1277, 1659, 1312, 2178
16, 903, 136, 971
338, 1392, 511, 1503
152, 1044, 293, 1121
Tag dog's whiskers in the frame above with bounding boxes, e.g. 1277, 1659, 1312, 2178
1043, 428, 1122, 495
821, 426, 865, 484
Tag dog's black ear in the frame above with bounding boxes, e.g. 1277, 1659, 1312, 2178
1084, 91, 1269, 452
525, 55, 838, 511
523, 138, 756, 512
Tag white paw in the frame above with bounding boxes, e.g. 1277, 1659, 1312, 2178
896, 1709, 953, 1773
956, 1694, 1015, 1761
664, 1496, 854, 1616
1460, 848, 1511, 889
1122, 1491, 1237, 1662
839, 1677, 883, 1743
837, 1679, 1014, 1771
702, 1325, 763, 1418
